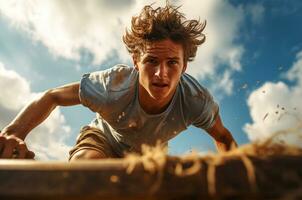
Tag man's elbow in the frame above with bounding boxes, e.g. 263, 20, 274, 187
43, 89, 60, 107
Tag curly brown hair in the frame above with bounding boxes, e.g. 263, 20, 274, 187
123, 4, 206, 63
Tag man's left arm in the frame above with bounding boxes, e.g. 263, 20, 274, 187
206, 114, 237, 153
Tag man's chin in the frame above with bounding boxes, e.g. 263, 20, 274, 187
150, 93, 169, 102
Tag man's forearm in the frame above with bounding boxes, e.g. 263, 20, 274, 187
1, 90, 58, 140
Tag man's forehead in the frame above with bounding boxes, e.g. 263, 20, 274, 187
141, 40, 183, 57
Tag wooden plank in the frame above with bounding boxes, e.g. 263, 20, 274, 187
0, 155, 302, 200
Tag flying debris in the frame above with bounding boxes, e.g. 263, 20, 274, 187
263, 113, 269, 121
241, 83, 248, 89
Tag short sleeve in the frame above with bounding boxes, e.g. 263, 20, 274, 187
79, 71, 108, 113
192, 88, 219, 130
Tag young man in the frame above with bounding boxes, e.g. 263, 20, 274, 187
0, 4, 237, 160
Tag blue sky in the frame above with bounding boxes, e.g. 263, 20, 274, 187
0, 0, 301, 160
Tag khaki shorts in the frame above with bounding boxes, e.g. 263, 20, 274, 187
69, 126, 120, 160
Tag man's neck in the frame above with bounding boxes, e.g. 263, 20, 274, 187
138, 86, 174, 115
139, 99, 169, 115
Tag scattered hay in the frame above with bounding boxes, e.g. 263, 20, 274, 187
124, 135, 302, 198
125, 141, 167, 194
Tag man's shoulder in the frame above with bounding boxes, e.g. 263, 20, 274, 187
88, 64, 137, 92
79, 64, 137, 114
178, 73, 219, 129
108, 64, 135, 74
180, 73, 211, 100
91, 64, 134, 77
108, 64, 137, 91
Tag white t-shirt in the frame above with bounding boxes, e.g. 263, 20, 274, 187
80, 64, 219, 156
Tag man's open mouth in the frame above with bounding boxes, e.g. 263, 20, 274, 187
152, 83, 169, 88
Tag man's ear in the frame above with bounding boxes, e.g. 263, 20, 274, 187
132, 55, 139, 70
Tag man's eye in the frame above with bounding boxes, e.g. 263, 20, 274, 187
146, 59, 157, 64
168, 60, 178, 65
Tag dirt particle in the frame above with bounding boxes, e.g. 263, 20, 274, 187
110, 175, 119, 183
128, 121, 137, 128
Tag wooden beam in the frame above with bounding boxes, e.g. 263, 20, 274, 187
0, 154, 302, 199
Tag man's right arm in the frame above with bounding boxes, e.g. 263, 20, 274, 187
0, 82, 81, 159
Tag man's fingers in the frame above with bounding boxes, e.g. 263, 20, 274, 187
0, 138, 18, 158
26, 150, 35, 159
0, 136, 5, 155
15, 143, 27, 159
0, 135, 33, 159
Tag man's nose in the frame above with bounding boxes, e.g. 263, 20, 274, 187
154, 63, 168, 78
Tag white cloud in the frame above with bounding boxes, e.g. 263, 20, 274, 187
285, 51, 302, 83
0, 0, 134, 64
0, 0, 246, 96
0, 62, 72, 160
244, 51, 302, 147
0, 63, 31, 110
210, 70, 234, 97
180, 0, 244, 96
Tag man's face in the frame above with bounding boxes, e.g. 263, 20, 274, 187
133, 39, 187, 106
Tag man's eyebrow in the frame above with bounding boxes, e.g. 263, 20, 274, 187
167, 57, 180, 60
143, 55, 158, 59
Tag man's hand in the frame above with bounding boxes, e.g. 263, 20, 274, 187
206, 114, 237, 153
0, 134, 35, 159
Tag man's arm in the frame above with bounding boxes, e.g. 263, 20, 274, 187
0, 82, 80, 159
206, 114, 237, 153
